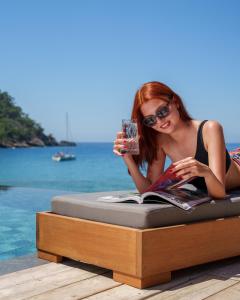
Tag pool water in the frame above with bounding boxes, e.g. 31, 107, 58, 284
0, 186, 73, 261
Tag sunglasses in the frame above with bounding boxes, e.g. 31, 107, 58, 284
142, 96, 173, 127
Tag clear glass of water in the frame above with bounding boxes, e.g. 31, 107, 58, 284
122, 119, 140, 155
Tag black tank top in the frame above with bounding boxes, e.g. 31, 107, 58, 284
189, 120, 231, 191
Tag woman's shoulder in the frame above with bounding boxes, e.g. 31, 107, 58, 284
202, 120, 224, 146
203, 120, 224, 133
192, 119, 223, 130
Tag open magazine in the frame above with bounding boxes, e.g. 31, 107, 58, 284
97, 164, 211, 211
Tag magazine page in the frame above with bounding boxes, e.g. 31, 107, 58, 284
96, 192, 142, 203
142, 191, 193, 210
144, 164, 196, 193
143, 188, 211, 210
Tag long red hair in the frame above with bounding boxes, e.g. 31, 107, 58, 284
131, 81, 192, 168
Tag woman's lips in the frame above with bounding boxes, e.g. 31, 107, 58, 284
160, 121, 170, 129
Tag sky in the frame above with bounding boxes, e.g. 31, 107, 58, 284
0, 0, 239, 142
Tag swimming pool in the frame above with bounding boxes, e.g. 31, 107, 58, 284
0, 186, 73, 261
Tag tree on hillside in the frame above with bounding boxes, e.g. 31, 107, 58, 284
0, 90, 57, 146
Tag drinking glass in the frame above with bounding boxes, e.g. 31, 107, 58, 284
122, 119, 140, 155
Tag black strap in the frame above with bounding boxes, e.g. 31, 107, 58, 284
197, 120, 208, 150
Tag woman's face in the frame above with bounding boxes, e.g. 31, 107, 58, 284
140, 98, 181, 134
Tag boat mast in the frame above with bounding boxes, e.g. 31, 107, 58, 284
66, 112, 69, 142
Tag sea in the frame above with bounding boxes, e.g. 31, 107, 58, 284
0, 143, 136, 192
0, 142, 239, 261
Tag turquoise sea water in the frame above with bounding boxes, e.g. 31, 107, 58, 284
0, 142, 239, 261
0, 143, 136, 192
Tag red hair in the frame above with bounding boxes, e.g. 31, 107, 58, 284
131, 81, 192, 168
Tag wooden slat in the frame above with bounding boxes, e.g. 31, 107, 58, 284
142, 276, 237, 300
23, 256, 237, 300
206, 281, 240, 300
25, 273, 121, 300
37, 212, 139, 276
15, 267, 188, 300
0, 264, 109, 300
0, 263, 73, 289
1, 256, 239, 300
76, 258, 240, 300
141, 217, 240, 276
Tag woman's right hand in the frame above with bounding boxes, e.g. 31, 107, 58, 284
113, 131, 128, 156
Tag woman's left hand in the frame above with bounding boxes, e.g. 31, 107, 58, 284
172, 157, 211, 180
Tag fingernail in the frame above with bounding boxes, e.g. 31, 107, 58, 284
120, 149, 127, 154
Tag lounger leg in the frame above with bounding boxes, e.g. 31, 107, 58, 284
113, 271, 171, 289
38, 250, 63, 263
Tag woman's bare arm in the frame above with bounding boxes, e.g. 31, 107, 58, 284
123, 147, 166, 193
173, 120, 227, 198
146, 147, 166, 184
203, 121, 227, 198
114, 131, 166, 193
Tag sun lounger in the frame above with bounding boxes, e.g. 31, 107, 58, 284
36, 190, 240, 288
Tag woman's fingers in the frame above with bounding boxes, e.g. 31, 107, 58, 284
113, 143, 127, 156
173, 160, 196, 172
179, 173, 193, 180
113, 131, 127, 156
114, 138, 125, 145
172, 157, 209, 178
113, 149, 124, 156
175, 166, 195, 178
113, 143, 125, 151
114, 132, 126, 145
116, 131, 125, 139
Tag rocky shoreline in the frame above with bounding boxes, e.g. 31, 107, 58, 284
0, 138, 77, 148
0, 91, 79, 149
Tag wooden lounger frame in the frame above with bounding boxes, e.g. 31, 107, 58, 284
36, 212, 240, 289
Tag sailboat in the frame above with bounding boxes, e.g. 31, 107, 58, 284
52, 151, 76, 162
52, 113, 76, 162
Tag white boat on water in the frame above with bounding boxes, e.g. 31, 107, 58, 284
52, 113, 76, 162
52, 152, 76, 162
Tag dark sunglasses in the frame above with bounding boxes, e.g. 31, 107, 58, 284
142, 96, 173, 127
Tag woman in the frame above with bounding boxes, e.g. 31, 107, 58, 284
113, 81, 240, 198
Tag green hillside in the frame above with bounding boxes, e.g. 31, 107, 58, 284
0, 90, 58, 147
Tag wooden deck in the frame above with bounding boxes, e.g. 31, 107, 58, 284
0, 256, 239, 300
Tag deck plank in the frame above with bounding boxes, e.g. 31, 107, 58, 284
31, 258, 240, 300
77, 276, 236, 300
0, 262, 76, 289
0, 262, 109, 300
0, 260, 106, 290
28, 273, 122, 300
18, 270, 197, 300
144, 276, 237, 300
23, 260, 226, 300
0, 257, 239, 300
206, 281, 240, 300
